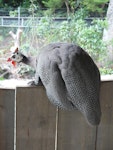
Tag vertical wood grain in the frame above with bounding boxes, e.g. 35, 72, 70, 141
16, 86, 56, 150
0, 89, 15, 150
0, 81, 113, 150
57, 109, 97, 150
96, 81, 113, 150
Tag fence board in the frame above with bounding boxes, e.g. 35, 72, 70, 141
0, 81, 113, 150
16, 86, 57, 150
57, 109, 97, 150
96, 82, 113, 150
0, 89, 15, 150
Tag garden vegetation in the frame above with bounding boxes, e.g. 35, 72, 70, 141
0, 0, 112, 80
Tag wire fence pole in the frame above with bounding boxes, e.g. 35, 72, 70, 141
18, 7, 21, 27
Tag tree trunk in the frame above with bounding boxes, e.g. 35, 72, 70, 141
65, 0, 70, 17
103, 0, 113, 61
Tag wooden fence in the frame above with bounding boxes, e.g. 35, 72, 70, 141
0, 80, 113, 150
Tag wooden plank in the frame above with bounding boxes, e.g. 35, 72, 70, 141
57, 109, 97, 150
96, 81, 113, 150
0, 89, 15, 150
16, 86, 56, 150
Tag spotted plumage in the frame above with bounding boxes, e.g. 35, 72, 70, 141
8, 43, 101, 126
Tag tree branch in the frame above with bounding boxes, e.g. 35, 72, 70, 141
9, 28, 22, 51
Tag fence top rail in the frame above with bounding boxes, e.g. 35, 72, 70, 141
0, 16, 103, 20
0, 16, 69, 27
0, 16, 68, 19
0, 75, 113, 89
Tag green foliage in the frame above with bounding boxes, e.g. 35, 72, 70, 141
42, 0, 64, 9
73, 8, 89, 19
1, 0, 23, 7
18, 65, 35, 78
19, 14, 110, 75
0, 77, 4, 80
9, 10, 18, 17
0, 0, 108, 17
0, 0, 111, 76
21, 0, 31, 8
93, 0, 108, 4
58, 18, 106, 62
42, 0, 83, 16
69, 0, 81, 13
72, 19, 107, 61
82, 0, 109, 14
42, 0, 64, 16
21, 13, 107, 65
28, 0, 40, 17
99, 67, 113, 75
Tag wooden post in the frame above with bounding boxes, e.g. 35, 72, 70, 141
16, 86, 57, 150
96, 81, 113, 150
0, 89, 15, 150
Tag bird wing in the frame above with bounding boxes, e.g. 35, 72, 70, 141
38, 43, 101, 125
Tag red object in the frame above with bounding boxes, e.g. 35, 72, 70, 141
12, 61, 16, 67
7, 57, 16, 67
7, 58, 11, 62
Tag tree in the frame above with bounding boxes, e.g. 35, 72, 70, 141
82, 0, 108, 15
103, 0, 113, 62
42, 0, 80, 16
3, 0, 23, 7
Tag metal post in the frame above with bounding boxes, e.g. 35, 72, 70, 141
18, 7, 20, 27
1, 17, 3, 26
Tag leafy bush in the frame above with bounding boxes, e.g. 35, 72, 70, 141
81, 0, 109, 15
0, 9, 109, 77
20, 15, 107, 66
99, 67, 113, 75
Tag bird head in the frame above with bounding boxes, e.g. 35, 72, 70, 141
7, 47, 24, 67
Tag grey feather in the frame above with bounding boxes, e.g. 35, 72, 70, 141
34, 43, 101, 126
